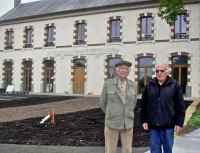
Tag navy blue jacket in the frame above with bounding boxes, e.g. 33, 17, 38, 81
141, 77, 185, 128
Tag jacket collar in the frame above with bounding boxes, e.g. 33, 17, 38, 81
150, 76, 174, 86
113, 77, 132, 87
113, 77, 130, 104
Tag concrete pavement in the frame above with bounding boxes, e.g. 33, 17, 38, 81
0, 129, 199, 153
173, 128, 200, 153
145, 128, 200, 153
0, 145, 148, 153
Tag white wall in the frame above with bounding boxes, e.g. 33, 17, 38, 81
0, 27, 4, 51
0, 3, 199, 97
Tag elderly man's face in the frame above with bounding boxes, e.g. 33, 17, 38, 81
115, 65, 130, 79
155, 64, 168, 83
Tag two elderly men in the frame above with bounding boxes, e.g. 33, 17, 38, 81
100, 61, 185, 153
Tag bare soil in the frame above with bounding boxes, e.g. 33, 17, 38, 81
0, 95, 191, 147
0, 108, 149, 147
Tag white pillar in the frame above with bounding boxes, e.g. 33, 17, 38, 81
86, 54, 105, 95
13, 59, 22, 91
54, 55, 72, 93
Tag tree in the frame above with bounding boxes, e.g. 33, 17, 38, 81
158, 0, 184, 25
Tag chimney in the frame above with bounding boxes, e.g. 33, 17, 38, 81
14, 0, 21, 8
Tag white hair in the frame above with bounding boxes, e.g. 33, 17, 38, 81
155, 63, 171, 75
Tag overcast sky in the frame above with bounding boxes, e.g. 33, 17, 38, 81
0, 0, 39, 16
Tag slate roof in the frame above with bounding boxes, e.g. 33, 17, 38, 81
0, 0, 151, 22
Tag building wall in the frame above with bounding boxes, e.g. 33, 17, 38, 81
0, 3, 199, 98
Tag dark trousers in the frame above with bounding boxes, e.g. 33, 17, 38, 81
150, 128, 174, 153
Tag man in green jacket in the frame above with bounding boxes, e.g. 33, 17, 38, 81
99, 60, 137, 153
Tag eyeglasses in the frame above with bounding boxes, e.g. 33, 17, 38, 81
156, 69, 165, 73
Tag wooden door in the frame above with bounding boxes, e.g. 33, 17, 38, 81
73, 66, 85, 94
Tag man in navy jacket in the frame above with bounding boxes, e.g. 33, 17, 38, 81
141, 64, 185, 153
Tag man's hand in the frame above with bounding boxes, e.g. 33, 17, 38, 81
142, 123, 149, 131
175, 125, 183, 135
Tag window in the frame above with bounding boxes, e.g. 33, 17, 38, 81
109, 19, 121, 42
24, 27, 33, 48
43, 59, 55, 93
75, 22, 86, 45
138, 57, 154, 93
106, 56, 122, 78
45, 24, 55, 47
139, 16, 153, 40
172, 55, 188, 94
174, 14, 188, 39
3, 61, 13, 88
5, 29, 14, 49
22, 60, 32, 92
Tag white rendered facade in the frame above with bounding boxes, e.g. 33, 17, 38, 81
0, 1, 199, 99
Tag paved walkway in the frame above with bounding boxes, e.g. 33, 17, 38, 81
145, 128, 200, 153
0, 145, 148, 153
0, 128, 199, 153
173, 128, 200, 153
0, 130, 199, 153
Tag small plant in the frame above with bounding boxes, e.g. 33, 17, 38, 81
183, 105, 200, 133
187, 106, 200, 129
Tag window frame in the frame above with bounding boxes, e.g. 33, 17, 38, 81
140, 15, 153, 41
174, 13, 188, 39
43, 60, 55, 93
3, 61, 13, 88
171, 55, 189, 94
137, 56, 154, 94
24, 28, 33, 48
5, 30, 14, 49
75, 22, 86, 45
109, 18, 121, 42
45, 25, 55, 47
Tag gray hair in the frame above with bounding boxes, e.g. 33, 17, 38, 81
155, 64, 171, 75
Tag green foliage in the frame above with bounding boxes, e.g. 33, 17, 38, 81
188, 106, 200, 129
158, 0, 184, 25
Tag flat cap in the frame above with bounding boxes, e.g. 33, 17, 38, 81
115, 60, 132, 67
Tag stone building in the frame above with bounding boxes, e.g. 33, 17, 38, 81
0, 0, 199, 99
